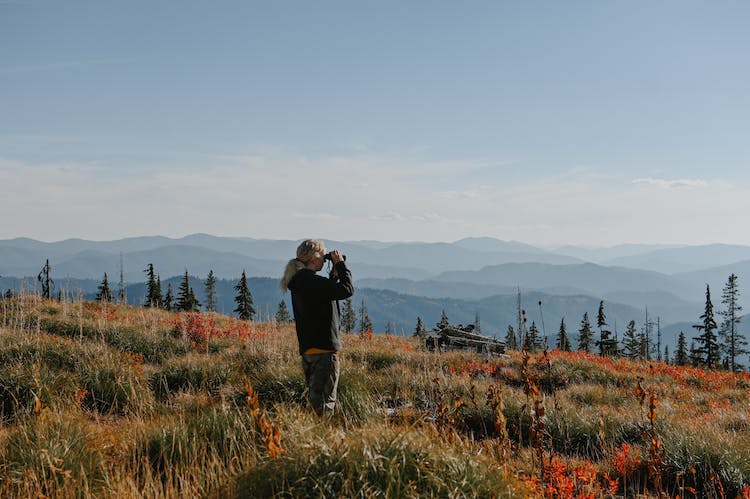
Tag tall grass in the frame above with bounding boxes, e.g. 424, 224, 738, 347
1, 295, 749, 497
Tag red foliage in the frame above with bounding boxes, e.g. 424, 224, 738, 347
171, 313, 265, 349
447, 360, 498, 377
523, 457, 602, 498
612, 442, 642, 477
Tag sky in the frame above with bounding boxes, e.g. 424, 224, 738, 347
2, 1, 749, 247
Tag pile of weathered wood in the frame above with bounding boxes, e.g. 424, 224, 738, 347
425, 324, 505, 354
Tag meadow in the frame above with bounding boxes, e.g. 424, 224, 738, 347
1, 295, 749, 498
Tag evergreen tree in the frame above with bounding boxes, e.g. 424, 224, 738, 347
144, 263, 161, 308
556, 317, 571, 351
596, 300, 617, 356
621, 320, 641, 360
204, 270, 217, 312
359, 299, 373, 332
95, 272, 112, 302
474, 312, 481, 334
577, 312, 594, 353
719, 273, 747, 372
524, 321, 542, 352
275, 300, 291, 323
413, 316, 426, 338
176, 270, 200, 312
118, 253, 126, 304
233, 270, 255, 320
189, 287, 201, 311
640, 308, 654, 361
663, 345, 670, 365
437, 309, 449, 329
385, 321, 393, 335
37, 259, 53, 300
693, 285, 720, 369
162, 283, 174, 311
675, 331, 689, 366
341, 297, 357, 333
505, 325, 517, 351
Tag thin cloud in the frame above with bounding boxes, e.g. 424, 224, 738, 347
0, 59, 112, 74
632, 177, 710, 189
292, 212, 340, 221
370, 212, 404, 222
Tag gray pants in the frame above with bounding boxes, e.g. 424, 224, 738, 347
301, 352, 340, 415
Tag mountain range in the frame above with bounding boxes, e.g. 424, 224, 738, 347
2, 234, 749, 354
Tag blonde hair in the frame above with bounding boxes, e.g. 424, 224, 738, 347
280, 239, 326, 292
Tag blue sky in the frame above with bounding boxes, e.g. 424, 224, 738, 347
2, 1, 749, 246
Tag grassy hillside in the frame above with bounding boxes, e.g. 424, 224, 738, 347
1, 296, 749, 497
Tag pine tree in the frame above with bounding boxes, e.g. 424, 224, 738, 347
37, 259, 53, 300
656, 317, 662, 362
524, 321, 542, 352
556, 318, 571, 351
118, 253, 126, 304
385, 321, 393, 335
693, 285, 720, 369
621, 320, 640, 360
275, 300, 291, 323
577, 312, 594, 353
505, 325, 517, 351
189, 287, 201, 311
437, 309, 449, 329
640, 308, 654, 361
144, 263, 161, 308
163, 283, 174, 311
474, 312, 481, 334
719, 273, 747, 372
204, 270, 217, 313
176, 270, 200, 312
341, 297, 357, 333
675, 331, 689, 366
359, 299, 373, 332
663, 345, 670, 365
596, 300, 617, 356
413, 316, 426, 338
234, 270, 255, 321
95, 272, 112, 302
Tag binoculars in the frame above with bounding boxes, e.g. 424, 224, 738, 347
323, 252, 346, 262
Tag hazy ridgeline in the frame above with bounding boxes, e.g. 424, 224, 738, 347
1, 295, 749, 497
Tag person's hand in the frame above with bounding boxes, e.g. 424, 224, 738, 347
330, 250, 344, 264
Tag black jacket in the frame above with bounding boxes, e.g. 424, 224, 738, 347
288, 261, 353, 354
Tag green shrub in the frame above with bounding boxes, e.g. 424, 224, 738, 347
1, 412, 105, 495
234, 428, 520, 498
40, 317, 99, 341
336, 371, 380, 425
106, 325, 190, 363
75, 350, 155, 415
137, 402, 259, 476
150, 356, 232, 400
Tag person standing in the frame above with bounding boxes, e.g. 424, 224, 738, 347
280, 239, 353, 415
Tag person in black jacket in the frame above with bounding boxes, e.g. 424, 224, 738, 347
280, 239, 353, 415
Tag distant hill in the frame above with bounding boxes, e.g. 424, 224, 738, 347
604, 244, 750, 274
433, 262, 690, 299
359, 276, 702, 325
552, 243, 680, 263
674, 260, 750, 297
0, 234, 583, 282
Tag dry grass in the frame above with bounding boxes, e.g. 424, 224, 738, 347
1, 295, 749, 498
